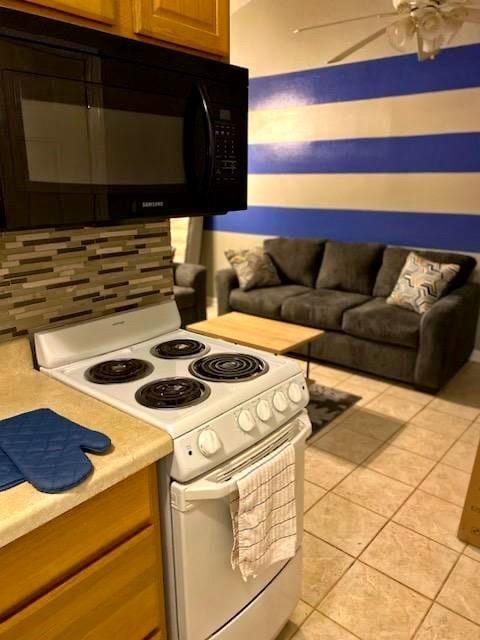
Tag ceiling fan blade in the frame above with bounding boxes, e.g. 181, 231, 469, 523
293, 12, 397, 34
327, 27, 388, 64
464, 7, 480, 21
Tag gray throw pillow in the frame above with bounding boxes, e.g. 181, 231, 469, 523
264, 237, 326, 288
225, 247, 281, 291
387, 252, 460, 315
374, 247, 476, 298
315, 241, 384, 295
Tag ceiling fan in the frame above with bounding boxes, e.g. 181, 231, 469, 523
293, 0, 480, 63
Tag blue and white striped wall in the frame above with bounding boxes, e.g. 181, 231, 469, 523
202, 0, 480, 350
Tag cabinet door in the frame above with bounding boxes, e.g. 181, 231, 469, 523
22, 0, 116, 24
133, 0, 229, 57
0, 527, 164, 640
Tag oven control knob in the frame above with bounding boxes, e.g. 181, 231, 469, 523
288, 382, 303, 404
273, 391, 288, 413
256, 399, 272, 422
238, 410, 255, 433
197, 429, 221, 457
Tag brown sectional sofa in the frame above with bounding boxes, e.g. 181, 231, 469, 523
216, 238, 480, 391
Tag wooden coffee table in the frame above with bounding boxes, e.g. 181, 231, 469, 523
187, 312, 324, 380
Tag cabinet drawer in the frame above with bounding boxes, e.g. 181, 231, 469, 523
0, 526, 162, 639
0, 466, 155, 618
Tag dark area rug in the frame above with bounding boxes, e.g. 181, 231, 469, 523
307, 383, 361, 438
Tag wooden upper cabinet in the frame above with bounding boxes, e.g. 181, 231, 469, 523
132, 0, 229, 57
22, 0, 116, 23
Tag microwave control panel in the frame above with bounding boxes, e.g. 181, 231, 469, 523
214, 121, 239, 183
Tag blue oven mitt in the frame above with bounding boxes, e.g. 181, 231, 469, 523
0, 448, 25, 491
0, 409, 112, 493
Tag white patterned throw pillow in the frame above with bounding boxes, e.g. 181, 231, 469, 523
387, 252, 460, 315
225, 247, 281, 291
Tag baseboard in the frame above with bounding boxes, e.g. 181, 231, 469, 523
471, 349, 480, 363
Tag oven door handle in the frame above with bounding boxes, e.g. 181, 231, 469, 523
179, 420, 311, 505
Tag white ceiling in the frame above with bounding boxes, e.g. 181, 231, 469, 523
231, 0, 480, 76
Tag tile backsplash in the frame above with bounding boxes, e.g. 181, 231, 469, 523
0, 221, 173, 342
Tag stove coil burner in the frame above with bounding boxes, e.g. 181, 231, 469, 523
151, 339, 208, 360
85, 359, 154, 384
135, 377, 210, 409
189, 353, 268, 382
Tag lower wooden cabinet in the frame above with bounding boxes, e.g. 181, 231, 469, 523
0, 466, 167, 640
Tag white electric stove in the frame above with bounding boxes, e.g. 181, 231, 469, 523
34, 301, 312, 640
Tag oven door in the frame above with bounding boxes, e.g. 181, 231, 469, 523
169, 413, 311, 640
2, 70, 216, 228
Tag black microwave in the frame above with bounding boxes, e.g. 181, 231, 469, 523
0, 8, 248, 230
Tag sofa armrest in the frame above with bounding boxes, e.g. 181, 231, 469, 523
415, 282, 480, 390
173, 262, 207, 322
216, 268, 239, 316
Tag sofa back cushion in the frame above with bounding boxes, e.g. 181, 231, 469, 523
374, 247, 477, 298
315, 241, 385, 295
264, 237, 326, 288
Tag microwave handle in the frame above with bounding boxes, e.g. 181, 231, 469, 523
176, 420, 311, 507
194, 83, 215, 198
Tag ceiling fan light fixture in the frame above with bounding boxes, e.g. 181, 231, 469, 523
386, 16, 416, 50
416, 6, 445, 38
441, 6, 467, 42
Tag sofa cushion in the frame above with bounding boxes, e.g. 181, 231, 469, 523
229, 285, 310, 319
224, 247, 281, 291
281, 289, 370, 331
343, 297, 420, 348
315, 241, 385, 295
173, 285, 195, 310
264, 237, 326, 288
374, 247, 477, 298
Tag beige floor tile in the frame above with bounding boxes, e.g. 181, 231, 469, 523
310, 371, 351, 390
366, 393, 424, 422
276, 601, 313, 640
304, 493, 386, 557
437, 555, 480, 625
388, 385, 434, 407
389, 424, 456, 461
292, 611, 357, 640
365, 443, 436, 487
443, 441, 477, 473
429, 397, 480, 422
411, 407, 472, 439
301, 532, 353, 607
393, 490, 466, 552
439, 363, 480, 411
464, 545, 480, 561
360, 522, 458, 598
414, 604, 480, 640
334, 466, 413, 517
337, 408, 403, 442
304, 481, 326, 513
304, 447, 356, 491
333, 379, 382, 407
313, 425, 383, 464
319, 562, 430, 640
460, 422, 480, 447
348, 374, 391, 392
419, 463, 471, 508
310, 363, 353, 384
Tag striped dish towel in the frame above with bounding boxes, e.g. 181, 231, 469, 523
230, 443, 297, 581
